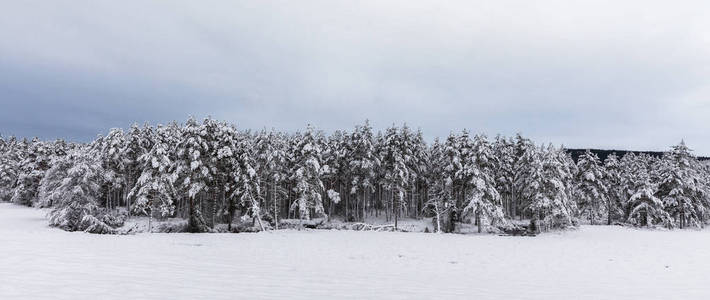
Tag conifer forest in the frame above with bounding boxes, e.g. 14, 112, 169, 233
2, 117, 708, 235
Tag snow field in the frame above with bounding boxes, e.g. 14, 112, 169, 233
1, 203, 709, 300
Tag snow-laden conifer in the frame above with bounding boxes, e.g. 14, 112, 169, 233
575, 150, 609, 225
290, 125, 326, 220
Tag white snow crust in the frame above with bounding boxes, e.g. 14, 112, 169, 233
1, 203, 709, 300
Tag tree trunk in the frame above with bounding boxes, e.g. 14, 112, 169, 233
435, 201, 441, 233
607, 203, 612, 226
355, 189, 359, 221
273, 178, 278, 229
590, 212, 595, 226
189, 196, 196, 232
363, 188, 366, 222
187, 196, 209, 233
255, 210, 266, 232
394, 190, 399, 230
477, 208, 482, 233
227, 199, 234, 231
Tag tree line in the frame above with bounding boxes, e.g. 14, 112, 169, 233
1, 117, 708, 233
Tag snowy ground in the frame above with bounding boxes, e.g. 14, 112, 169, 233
1, 203, 709, 300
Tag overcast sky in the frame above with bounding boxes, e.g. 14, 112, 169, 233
1, 1, 709, 154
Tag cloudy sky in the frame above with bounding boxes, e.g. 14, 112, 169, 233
1, 1, 709, 154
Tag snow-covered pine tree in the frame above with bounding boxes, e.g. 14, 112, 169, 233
47, 147, 109, 232
174, 117, 212, 232
128, 124, 178, 231
0, 137, 21, 202
228, 125, 265, 231
525, 145, 577, 231
214, 124, 240, 228
511, 133, 535, 218
11, 138, 51, 206
424, 138, 454, 233
427, 132, 463, 232
492, 135, 515, 217
556, 147, 578, 210
399, 124, 421, 218
100, 128, 128, 210
289, 124, 326, 221
160, 121, 184, 215
282, 132, 299, 219
625, 154, 670, 227
373, 130, 386, 220
472, 134, 497, 173
410, 128, 428, 217
443, 132, 463, 204
455, 130, 473, 207
656, 141, 707, 228
618, 153, 638, 219
575, 150, 609, 225
322, 130, 347, 221
37, 152, 73, 208
122, 123, 154, 215
557, 146, 579, 224
254, 129, 289, 227
696, 162, 710, 225
201, 117, 227, 227
603, 153, 625, 224
34, 139, 72, 208
348, 120, 378, 221
462, 134, 507, 233
381, 125, 411, 229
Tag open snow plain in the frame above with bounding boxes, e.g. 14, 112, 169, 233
1, 203, 709, 300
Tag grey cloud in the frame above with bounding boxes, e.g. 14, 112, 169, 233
0, 0, 709, 153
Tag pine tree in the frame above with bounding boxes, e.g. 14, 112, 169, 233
123, 123, 154, 214
696, 163, 710, 225
463, 134, 507, 232
575, 150, 609, 225
424, 138, 453, 233
556, 147, 578, 212
254, 129, 288, 227
348, 120, 377, 221
511, 134, 535, 218
290, 125, 326, 220
656, 141, 707, 228
443, 132, 462, 204
47, 148, 107, 232
427, 133, 463, 232
100, 128, 128, 210
174, 117, 212, 232
322, 130, 347, 221
399, 124, 421, 218
34, 139, 71, 208
0, 137, 20, 202
12, 138, 51, 206
381, 125, 411, 229
128, 124, 178, 231
603, 153, 625, 224
625, 155, 670, 227
492, 135, 515, 217
38, 153, 73, 208
410, 128, 428, 217
229, 126, 265, 231
526, 145, 577, 231
455, 130, 473, 208
215, 124, 238, 228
